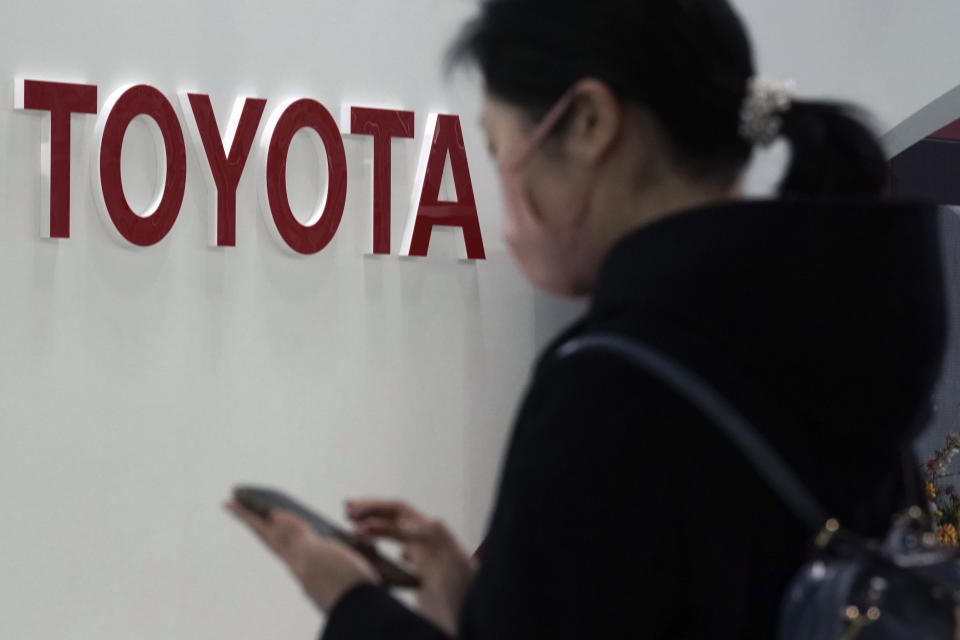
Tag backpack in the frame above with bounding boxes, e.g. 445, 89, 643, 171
558, 333, 960, 640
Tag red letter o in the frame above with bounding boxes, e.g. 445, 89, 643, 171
96, 85, 186, 247
264, 99, 347, 255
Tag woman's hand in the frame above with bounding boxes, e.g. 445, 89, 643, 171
347, 499, 478, 635
226, 501, 378, 613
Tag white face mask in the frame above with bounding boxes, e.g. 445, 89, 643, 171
497, 88, 600, 295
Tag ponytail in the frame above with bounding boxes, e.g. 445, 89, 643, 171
778, 102, 889, 198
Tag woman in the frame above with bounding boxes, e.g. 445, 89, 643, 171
228, 0, 947, 637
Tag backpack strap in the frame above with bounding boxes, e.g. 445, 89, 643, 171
556, 332, 831, 533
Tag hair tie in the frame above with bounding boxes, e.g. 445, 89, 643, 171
739, 77, 796, 147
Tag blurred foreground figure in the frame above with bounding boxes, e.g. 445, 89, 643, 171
229, 1, 947, 637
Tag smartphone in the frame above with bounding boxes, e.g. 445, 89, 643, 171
233, 485, 421, 589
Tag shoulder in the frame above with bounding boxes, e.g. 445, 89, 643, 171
515, 338, 706, 456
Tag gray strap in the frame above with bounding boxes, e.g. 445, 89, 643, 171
557, 332, 830, 532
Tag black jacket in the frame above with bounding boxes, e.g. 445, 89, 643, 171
323, 199, 946, 639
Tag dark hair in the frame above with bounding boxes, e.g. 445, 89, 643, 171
450, 0, 888, 197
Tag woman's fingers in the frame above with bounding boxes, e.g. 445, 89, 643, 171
226, 501, 276, 548
345, 498, 416, 522
225, 501, 315, 557
269, 510, 315, 552
354, 516, 410, 540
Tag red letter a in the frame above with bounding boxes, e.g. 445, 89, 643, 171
401, 114, 485, 260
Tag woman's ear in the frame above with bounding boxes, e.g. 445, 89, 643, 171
564, 79, 623, 165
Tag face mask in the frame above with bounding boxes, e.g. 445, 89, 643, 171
498, 89, 601, 293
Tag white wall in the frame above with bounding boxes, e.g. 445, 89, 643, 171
0, 1, 568, 638
2, 1, 957, 639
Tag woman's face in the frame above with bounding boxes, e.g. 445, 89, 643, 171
481, 86, 741, 298
480, 93, 601, 297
